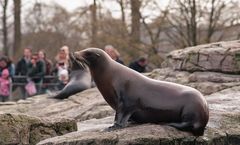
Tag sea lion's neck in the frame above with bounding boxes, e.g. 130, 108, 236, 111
90, 60, 117, 109
90, 59, 112, 83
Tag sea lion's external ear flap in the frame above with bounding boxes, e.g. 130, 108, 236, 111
96, 53, 100, 57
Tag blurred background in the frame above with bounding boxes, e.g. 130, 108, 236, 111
0, 0, 240, 67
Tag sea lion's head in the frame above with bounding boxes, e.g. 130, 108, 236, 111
68, 52, 86, 70
74, 48, 111, 69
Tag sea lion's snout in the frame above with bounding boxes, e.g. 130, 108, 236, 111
73, 51, 81, 59
73, 51, 83, 62
73, 51, 90, 66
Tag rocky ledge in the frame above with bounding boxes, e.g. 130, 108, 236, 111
0, 68, 240, 144
0, 88, 113, 121
147, 68, 240, 95
0, 113, 77, 145
166, 40, 240, 73
38, 85, 240, 145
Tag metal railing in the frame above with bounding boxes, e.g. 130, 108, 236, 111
9, 75, 59, 100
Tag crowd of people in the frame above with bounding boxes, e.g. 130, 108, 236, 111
0, 45, 148, 102
0, 46, 71, 101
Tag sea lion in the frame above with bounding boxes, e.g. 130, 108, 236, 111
73, 48, 209, 136
53, 53, 93, 99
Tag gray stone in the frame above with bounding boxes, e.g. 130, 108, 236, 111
38, 86, 240, 144
1, 67, 240, 144
0, 113, 77, 145
166, 40, 240, 73
147, 68, 240, 95
0, 88, 114, 121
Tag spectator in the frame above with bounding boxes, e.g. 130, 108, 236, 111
56, 69, 69, 90
38, 50, 52, 75
129, 56, 148, 73
104, 45, 124, 65
52, 46, 70, 91
0, 69, 10, 102
15, 48, 32, 98
53, 46, 69, 73
27, 53, 46, 94
38, 50, 54, 93
60, 45, 70, 60
55, 46, 70, 68
0, 56, 15, 77
15, 48, 32, 76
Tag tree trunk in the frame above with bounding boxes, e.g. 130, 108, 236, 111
90, 0, 97, 47
13, 0, 22, 58
118, 0, 126, 27
117, 0, 128, 38
130, 0, 141, 44
190, 0, 197, 46
2, 0, 8, 55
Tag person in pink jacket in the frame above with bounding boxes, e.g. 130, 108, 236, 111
0, 68, 10, 102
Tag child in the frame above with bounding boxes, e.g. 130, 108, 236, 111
57, 69, 69, 90
0, 69, 10, 102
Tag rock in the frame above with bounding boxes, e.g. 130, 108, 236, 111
0, 113, 77, 145
147, 68, 240, 95
37, 85, 240, 145
166, 40, 240, 73
0, 88, 114, 144
0, 88, 114, 121
1, 66, 240, 144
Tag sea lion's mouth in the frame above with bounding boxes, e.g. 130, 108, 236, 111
71, 52, 89, 69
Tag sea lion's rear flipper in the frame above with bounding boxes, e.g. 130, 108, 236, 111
167, 122, 204, 136
167, 122, 192, 131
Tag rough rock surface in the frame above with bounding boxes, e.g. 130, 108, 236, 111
38, 85, 240, 145
147, 68, 240, 95
0, 88, 113, 145
166, 40, 240, 73
1, 67, 240, 144
0, 113, 77, 145
0, 88, 114, 121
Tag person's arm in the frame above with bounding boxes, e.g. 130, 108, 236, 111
27, 63, 35, 77
35, 61, 46, 77
15, 60, 21, 75
9, 64, 15, 77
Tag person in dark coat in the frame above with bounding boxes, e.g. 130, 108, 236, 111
15, 48, 32, 76
14, 48, 32, 99
27, 53, 46, 94
129, 57, 148, 73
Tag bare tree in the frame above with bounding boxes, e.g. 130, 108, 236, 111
90, 0, 98, 47
140, 0, 171, 54
168, 0, 198, 47
116, 0, 129, 37
117, 0, 125, 24
13, 0, 21, 58
130, 0, 141, 44
205, 0, 226, 43
0, 0, 8, 55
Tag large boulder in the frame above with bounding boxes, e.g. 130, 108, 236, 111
0, 113, 77, 145
0, 88, 113, 144
0, 88, 114, 121
147, 68, 240, 95
166, 40, 240, 73
38, 85, 240, 145
1, 67, 240, 144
